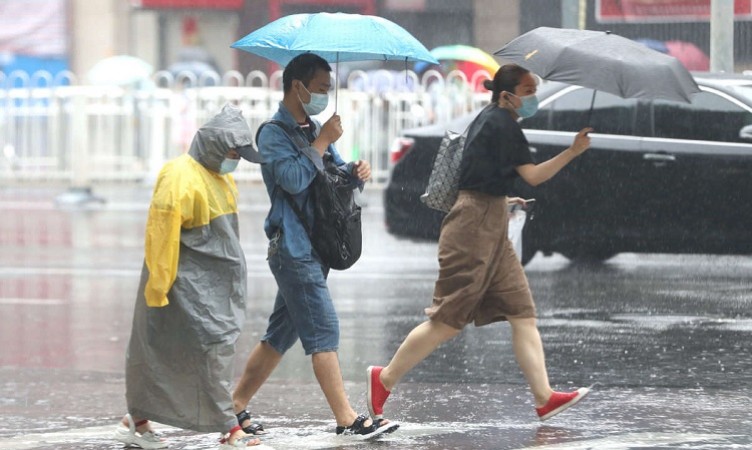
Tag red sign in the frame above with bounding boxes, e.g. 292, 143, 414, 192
384, 0, 425, 11
597, 0, 752, 22
268, 0, 377, 18
131, 0, 243, 9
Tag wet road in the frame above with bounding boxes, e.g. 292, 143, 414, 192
1, 184, 751, 449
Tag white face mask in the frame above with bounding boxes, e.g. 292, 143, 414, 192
218, 158, 239, 174
299, 83, 329, 116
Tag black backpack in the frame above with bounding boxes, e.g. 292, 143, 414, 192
257, 120, 362, 270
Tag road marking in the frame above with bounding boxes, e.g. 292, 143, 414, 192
0, 425, 117, 450
511, 431, 739, 449
0, 298, 65, 305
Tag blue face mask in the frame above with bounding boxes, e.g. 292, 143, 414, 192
300, 84, 329, 116
218, 158, 239, 175
517, 94, 539, 118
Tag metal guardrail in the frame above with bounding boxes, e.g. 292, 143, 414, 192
0, 69, 490, 187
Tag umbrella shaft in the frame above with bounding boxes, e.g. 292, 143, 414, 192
587, 90, 597, 126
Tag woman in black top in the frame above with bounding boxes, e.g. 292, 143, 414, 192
367, 64, 594, 422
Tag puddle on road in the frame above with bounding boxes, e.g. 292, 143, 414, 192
510, 431, 744, 449
541, 308, 752, 333
2, 390, 750, 450
0, 422, 746, 450
0, 420, 477, 450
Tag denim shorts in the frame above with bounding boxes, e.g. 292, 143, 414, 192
262, 234, 339, 355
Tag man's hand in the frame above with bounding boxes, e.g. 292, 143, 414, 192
353, 160, 371, 182
313, 114, 344, 156
319, 114, 343, 145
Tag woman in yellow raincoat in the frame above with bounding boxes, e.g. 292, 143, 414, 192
113, 104, 264, 449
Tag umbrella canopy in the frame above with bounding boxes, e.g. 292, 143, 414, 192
430, 44, 500, 74
231, 12, 438, 66
495, 27, 700, 103
87, 55, 153, 86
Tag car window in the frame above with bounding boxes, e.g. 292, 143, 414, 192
727, 84, 752, 103
541, 88, 638, 135
652, 91, 752, 142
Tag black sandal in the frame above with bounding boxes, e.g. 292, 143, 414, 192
235, 410, 266, 435
335, 414, 376, 436
335, 414, 399, 437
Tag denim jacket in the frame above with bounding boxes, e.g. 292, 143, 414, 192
258, 102, 361, 260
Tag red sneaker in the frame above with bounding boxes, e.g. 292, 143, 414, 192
367, 366, 391, 419
536, 387, 590, 421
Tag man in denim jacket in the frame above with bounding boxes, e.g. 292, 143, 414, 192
231, 53, 397, 438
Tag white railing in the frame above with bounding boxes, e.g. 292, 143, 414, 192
0, 69, 491, 187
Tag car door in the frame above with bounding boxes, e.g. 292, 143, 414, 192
646, 87, 752, 253
520, 86, 648, 260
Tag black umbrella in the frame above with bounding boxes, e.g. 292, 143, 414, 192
495, 27, 700, 105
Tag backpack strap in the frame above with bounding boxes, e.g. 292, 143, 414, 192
256, 119, 311, 157
281, 187, 314, 239
256, 119, 316, 239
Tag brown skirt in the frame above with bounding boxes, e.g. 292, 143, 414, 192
425, 190, 536, 329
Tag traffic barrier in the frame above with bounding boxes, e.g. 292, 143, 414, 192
0, 69, 490, 187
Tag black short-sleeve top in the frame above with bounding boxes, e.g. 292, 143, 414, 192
458, 105, 534, 196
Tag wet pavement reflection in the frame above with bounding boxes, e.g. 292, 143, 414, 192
1, 185, 750, 449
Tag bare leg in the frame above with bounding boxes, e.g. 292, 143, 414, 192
380, 320, 460, 391
121, 415, 153, 434
233, 342, 283, 414
312, 351, 372, 427
508, 317, 553, 407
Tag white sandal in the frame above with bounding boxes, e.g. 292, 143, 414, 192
218, 425, 265, 449
113, 413, 168, 449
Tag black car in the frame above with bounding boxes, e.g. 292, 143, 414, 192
384, 73, 752, 265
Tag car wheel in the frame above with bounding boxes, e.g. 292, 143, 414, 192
520, 242, 537, 266
560, 247, 616, 264
520, 226, 537, 266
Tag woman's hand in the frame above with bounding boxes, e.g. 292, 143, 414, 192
517, 128, 593, 187
570, 128, 593, 156
507, 196, 527, 207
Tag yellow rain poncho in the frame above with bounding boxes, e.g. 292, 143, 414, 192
124, 104, 253, 432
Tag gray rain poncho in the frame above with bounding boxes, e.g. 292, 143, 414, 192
125, 104, 252, 432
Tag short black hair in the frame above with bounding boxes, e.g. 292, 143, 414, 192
483, 64, 531, 103
282, 53, 332, 93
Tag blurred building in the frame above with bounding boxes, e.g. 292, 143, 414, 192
5, 0, 750, 81
522, 0, 752, 71
0, 0, 70, 83
25, 0, 519, 79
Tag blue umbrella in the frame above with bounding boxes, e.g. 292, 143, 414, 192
231, 12, 438, 66
634, 38, 669, 54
